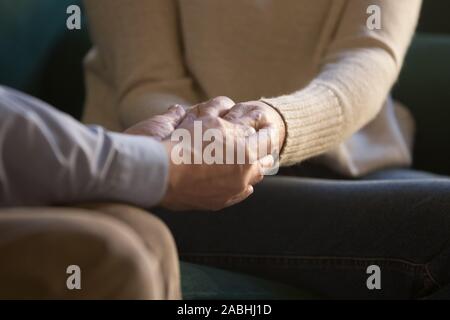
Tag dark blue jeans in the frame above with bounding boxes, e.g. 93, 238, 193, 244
154, 167, 450, 299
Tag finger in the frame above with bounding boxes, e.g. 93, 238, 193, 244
195, 96, 235, 117
166, 104, 186, 126
245, 126, 280, 160
226, 109, 265, 130
229, 111, 264, 129
222, 104, 247, 121
246, 155, 274, 185
224, 122, 257, 138
247, 162, 265, 186
258, 154, 276, 176
224, 185, 254, 208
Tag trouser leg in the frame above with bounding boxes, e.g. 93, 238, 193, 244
154, 171, 450, 299
78, 203, 181, 299
0, 206, 180, 299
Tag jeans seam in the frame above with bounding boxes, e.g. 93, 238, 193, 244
424, 264, 441, 289
423, 237, 450, 289
181, 253, 426, 275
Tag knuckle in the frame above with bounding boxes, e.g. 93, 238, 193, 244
205, 116, 221, 127
213, 96, 234, 106
198, 103, 208, 111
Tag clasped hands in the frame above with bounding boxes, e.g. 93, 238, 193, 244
125, 97, 286, 211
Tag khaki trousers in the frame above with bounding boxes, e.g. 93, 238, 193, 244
0, 203, 181, 299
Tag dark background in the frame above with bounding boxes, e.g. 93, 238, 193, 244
1, 0, 449, 119
418, 0, 450, 34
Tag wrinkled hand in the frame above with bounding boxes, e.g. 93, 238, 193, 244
223, 101, 286, 153
124, 96, 280, 211
160, 97, 277, 211
182, 96, 256, 135
124, 104, 186, 140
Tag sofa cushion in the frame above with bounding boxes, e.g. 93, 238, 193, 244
180, 262, 315, 300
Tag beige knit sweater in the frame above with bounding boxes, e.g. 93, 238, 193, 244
83, 0, 422, 176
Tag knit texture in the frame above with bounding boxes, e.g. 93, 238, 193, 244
83, 0, 422, 170
262, 84, 344, 165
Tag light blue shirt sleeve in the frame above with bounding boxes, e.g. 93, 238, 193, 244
0, 86, 168, 207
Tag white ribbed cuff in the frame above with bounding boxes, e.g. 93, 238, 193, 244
262, 83, 344, 166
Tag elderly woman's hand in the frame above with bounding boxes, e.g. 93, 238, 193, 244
223, 101, 286, 153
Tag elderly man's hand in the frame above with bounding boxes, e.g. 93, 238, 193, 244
124, 104, 186, 140
160, 97, 277, 211
124, 96, 280, 211
161, 116, 274, 211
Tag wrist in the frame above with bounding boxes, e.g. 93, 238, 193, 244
105, 133, 169, 207
259, 100, 286, 152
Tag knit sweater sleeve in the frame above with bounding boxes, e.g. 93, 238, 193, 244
261, 0, 422, 166
84, 0, 199, 128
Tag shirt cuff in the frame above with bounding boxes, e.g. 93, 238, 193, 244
102, 132, 169, 208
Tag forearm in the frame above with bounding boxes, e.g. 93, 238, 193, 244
263, 0, 421, 166
0, 86, 167, 207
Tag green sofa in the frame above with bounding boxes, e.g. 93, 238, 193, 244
1, 0, 449, 299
